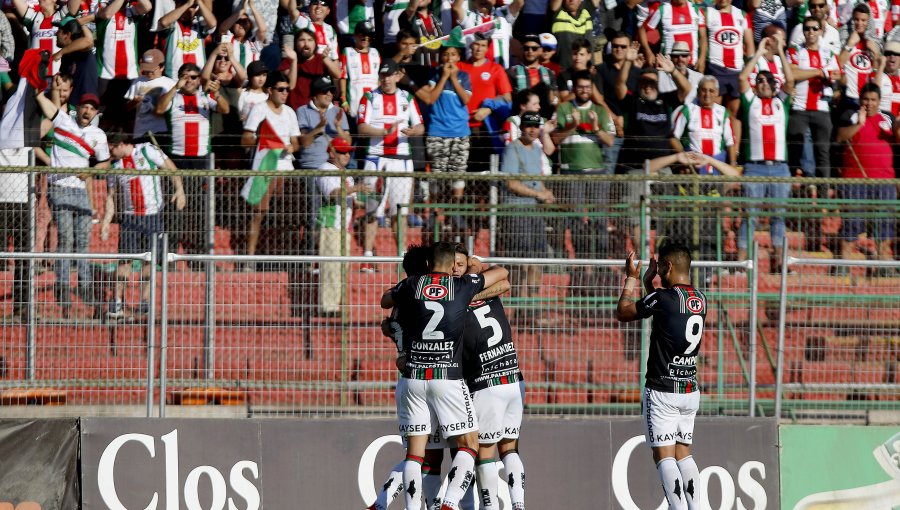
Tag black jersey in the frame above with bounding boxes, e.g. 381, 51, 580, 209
635, 284, 707, 393
462, 298, 522, 392
391, 272, 486, 380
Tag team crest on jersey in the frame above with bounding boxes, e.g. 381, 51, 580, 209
851, 53, 872, 71
715, 28, 740, 46
423, 284, 448, 300
481, 72, 491, 81
686, 296, 705, 314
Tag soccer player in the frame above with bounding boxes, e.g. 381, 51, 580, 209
459, 253, 523, 510
381, 242, 508, 510
615, 242, 708, 510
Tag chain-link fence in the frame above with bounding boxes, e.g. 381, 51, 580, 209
0, 162, 898, 420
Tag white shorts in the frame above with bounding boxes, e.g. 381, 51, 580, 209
473, 381, 524, 444
397, 378, 478, 438
396, 378, 451, 449
642, 387, 700, 447
363, 156, 413, 217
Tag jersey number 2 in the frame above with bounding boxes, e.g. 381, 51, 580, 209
685, 314, 703, 354
474, 306, 502, 347
423, 301, 445, 339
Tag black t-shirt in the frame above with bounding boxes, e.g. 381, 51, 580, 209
462, 297, 521, 392
391, 272, 486, 379
618, 94, 673, 171
593, 62, 641, 117
635, 284, 707, 393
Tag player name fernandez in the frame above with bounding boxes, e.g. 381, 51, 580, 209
478, 343, 516, 364
412, 341, 454, 352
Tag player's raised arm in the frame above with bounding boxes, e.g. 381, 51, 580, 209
473, 279, 511, 302
615, 251, 642, 322
481, 265, 509, 289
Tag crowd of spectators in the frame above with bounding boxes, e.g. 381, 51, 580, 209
0, 0, 898, 314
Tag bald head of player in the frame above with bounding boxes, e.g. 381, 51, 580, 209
657, 241, 693, 287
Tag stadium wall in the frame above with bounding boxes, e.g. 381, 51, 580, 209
0, 417, 782, 509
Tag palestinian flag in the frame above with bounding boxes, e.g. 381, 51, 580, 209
241, 119, 285, 206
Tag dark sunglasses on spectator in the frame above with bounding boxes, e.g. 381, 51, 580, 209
523, 45, 541, 51
612, 44, 628, 49
182, 74, 200, 80
272, 86, 290, 92
756, 77, 774, 85
809, 3, 826, 7
803, 25, 819, 31
217, 56, 230, 61
887, 52, 900, 56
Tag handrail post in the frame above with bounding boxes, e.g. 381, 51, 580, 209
26, 150, 36, 380
204, 154, 216, 380
774, 236, 790, 420
146, 240, 159, 417
489, 154, 498, 256
748, 241, 759, 417
159, 233, 169, 417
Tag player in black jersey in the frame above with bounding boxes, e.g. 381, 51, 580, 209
381, 241, 508, 510
457, 248, 525, 510
616, 241, 707, 510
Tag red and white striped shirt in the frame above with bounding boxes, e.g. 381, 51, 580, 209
110, 144, 168, 216
96, 7, 140, 80
866, 0, 890, 37
788, 46, 838, 112
749, 54, 786, 93
706, 6, 748, 70
645, 2, 706, 66
842, 41, 873, 101
164, 91, 217, 157
294, 14, 339, 60
741, 90, 789, 161
164, 21, 207, 79
879, 72, 900, 115
23, 8, 62, 75
671, 103, 735, 160
358, 89, 423, 157
340, 46, 380, 117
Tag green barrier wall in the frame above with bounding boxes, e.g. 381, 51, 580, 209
780, 425, 900, 509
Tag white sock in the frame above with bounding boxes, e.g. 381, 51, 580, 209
423, 465, 443, 510
677, 456, 700, 510
476, 460, 500, 510
403, 455, 424, 510
458, 478, 476, 510
501, 450, 525, 510
657, 457, 687, 510
439, 447, 477, 509
368, 462, 404, 510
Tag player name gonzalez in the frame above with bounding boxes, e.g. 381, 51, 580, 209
411, 341, 455, 352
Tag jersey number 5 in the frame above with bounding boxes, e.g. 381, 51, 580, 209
423, 301, 445, 339
474, 306, 503, 347
685, 314, 703, 354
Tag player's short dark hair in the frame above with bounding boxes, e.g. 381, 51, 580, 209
266, 72, 289, 89
658, 240, 692, 272
570, 37, 592, 54
454, 243, 468, 257
177, 63, 201, 77
803, 16, 823, 29
573, 69, 592, 85
860, 82, 881, 98
432, 241, 457, 269
107, 128, 132, 146
402, 244, 431, 276
396, 29, 416, 43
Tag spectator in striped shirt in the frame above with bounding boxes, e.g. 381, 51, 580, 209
94, 0, 151, 130
101, 129, 185, 318
158, 0, 218, 80
737, 36, 795, 270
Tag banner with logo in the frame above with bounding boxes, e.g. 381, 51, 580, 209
781, 425, 900, 509
80, 416, 778, 509
0, 419, 80, 509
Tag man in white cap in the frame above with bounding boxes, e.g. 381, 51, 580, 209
658, 41, 704, 106
877, 40, 900, 115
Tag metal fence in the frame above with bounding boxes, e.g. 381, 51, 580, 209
0, 162, 897, 421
